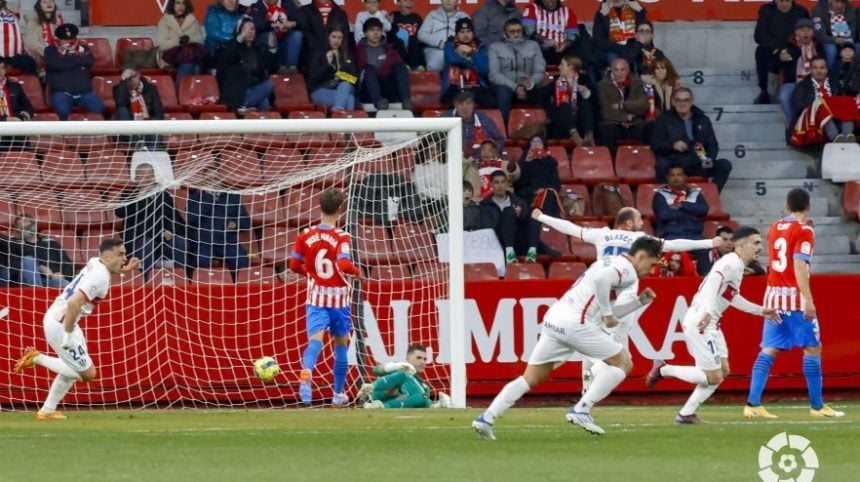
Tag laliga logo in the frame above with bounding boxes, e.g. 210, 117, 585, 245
758, 432, 819, 482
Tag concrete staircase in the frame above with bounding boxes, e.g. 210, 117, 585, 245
680, 68, 860, 273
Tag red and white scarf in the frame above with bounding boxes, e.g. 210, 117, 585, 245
790, 78, 833, 147
130, 85, 149, 121
796, 41, 817, 82
0, 9, 23, 58
0, 78, 12, 117
58, 40, 86, 56
41, 12, 65, 48
608, 6, 636, 45
316, 0, 332, 24
447, 40, 480, 88
266, 2, 289, 38
613, 75, 631, 103
554, 73, 577, 109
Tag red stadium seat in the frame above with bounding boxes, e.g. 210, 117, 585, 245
18, 192, 63, 229
0, 151, 41, 188
236, 267, 280, 285
145, 74, 181, 112
243, 111, 291, 150
540, 226, 572, 257
192, 268, 234, 285
703, 220, 740, 239
114, 37, 155, 71
283, 187, 318, 227
243, 192, 284, 226
413, 260, 448, 280
844, 181, 860, 220
112, 269, 145, 287
0, 191, 15, 229
260, 226, 297, 263
60, 189, 115, 229
421, 109, 445, 118
272, 74, 315, 113
464, 263, 499, 280
147, 268, 189, 287
354, 224, 393, 265
692, 182, 729, 219
507, 109, 547, 144
331, 110, 379, 147
13, 75, 48, 112
178, 75, 228, 114
615, 145, 656, 184
547, 261, 587, 280
286, 110, 329, 146
173, 149, 217, 180
556, 150, 574, 183
79, 37, 116, 75
261, 148, 303, 183
92, 75, 120, 115
478, 109, 508, 140
370, 264, 412, 280
571, 146, 619, 184
65, 114, 110, 153
164, 111, 195, 150
501, 146, 523, 163
635, 183, 661, 219
41, 150, 86, 187
504, 263, 545, 280
32, 112, 59, 121
86, 151, 131, 188
42, 229, 81, 266
305, 146, 348, 187
409, 71, 444, 112
79, 229, 120, 261
391, 222, 436, 263
217, 148, 263, 188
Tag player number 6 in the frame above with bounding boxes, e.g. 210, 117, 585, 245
315, 249, 334, 279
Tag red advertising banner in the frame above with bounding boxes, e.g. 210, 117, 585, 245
89, 0, 817, 28
0, 275, 858, 406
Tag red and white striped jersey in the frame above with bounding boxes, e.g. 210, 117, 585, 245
292, 225, 354, 308
764, 216, 815, 311
523, 3, 578, 46
0, 9, 23, 58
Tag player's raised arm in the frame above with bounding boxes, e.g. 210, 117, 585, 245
532, 208, 586, 238
612, 287, 656, 319
661, 236, 721, 253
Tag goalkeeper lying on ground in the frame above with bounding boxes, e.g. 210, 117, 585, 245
358, 344, 450, 409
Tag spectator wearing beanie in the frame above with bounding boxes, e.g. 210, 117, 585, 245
356, 17, 412, 110
442, 17, 494, 107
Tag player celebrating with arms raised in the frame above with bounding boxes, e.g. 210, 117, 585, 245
472, 237, 663, 439
289, 188, 360, 405
14, 239, 140, 420
744, 189, 844, 419
646, 227, 780, 423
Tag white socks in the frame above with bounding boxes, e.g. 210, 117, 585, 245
660, 364, 708, 386
42, 375, 76, 414
484, 376, 530, 424
575, 365, 626, 412
35, 355, 82, 380
680, 384, 719, 416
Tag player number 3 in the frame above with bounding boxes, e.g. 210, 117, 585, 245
315, 249, 334, 279
771, 237, 787, 272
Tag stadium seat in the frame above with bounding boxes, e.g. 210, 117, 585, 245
391, 222, 437, 263
145, 74, 181, 112
370, 264, 412, 280
41, 150, 86, 187
703, 219, 740, 239
242, 192, 284, 226
243, 111, 292, 150
412, 260, 448, 280
354, 224, 393, 265
173, 149, 217, 181
236, 267, 279, 285
79, 229, 120, 261
284, 110, 328, 146
421, 109, 445, 118
147, 268, 189, 287
540, 226, 572, 257
79, 37, 116, 75
635, 183, 661, 219
164, 111, 195, 150
560, 184, 593, 218
570, 220, 607, 263
114, 37, 156, 72
178, 75, 228, 114
13, 75, 48, 112
478, 109, 508, 140
843, 181, 860, 220
408, 71, 445, 112
640, 220, 655, 235
261, 148, 303, 182
305, 146, 348, 187
283, 186, 318, 227
390, 146, 415, 176
591, 183, 634, 218
42, 229, 82, 266
65, 113, 110, 153
615, 145, 656, 184
692, 182, 729, 219
556, 150, 575, 183
547, 261, 587, 280
571, 146, 619, 184
0, 151, 41, 188
18, 192, 63, 230
507, 108, 547, 144
260, 226, 296, 263
504, 263, 545, 280
32, 112, 60, 121
272, 74, 316, 113
192, 268, 234, 285
92, 75, 120, 115
331, 110, 378, 147
464, 263, 499, 280
60, 190, 116, 229
217, 148, 263, 188
85, 151, 132, 189
501, 146, 523, 163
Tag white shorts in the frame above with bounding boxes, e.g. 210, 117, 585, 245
529, 320, 623, 365
43, 316, 93, 372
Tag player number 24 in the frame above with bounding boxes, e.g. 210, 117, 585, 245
315, 249, 334, 279
771, 237, 787, 273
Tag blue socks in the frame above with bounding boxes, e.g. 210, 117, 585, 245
302, 339, 323, 372
803, 354, 824, 410
333, 344, 349, 394
747, 352, 775, 406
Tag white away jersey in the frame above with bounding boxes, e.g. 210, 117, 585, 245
544, 255, 639, 326
578, 226, 714, 260
689, 252, 746, 328
46, 258, 111, 325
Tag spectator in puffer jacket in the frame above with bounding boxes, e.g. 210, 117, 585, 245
204, 0, 246, 59
488, 18, 546, 121
471, 0, 521, 47
442, 17, 494, 107
44, 23, 104, 120
417, 0, 469, 71
753, 0, 809, 104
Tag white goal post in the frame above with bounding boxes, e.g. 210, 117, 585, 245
0, 118, 466, 410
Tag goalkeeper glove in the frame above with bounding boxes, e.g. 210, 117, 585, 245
382, 361, 416, 375
61, 331, 75, 349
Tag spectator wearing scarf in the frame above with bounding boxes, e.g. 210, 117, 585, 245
25, 0, 64, 67
44, 23, 105, 120
592, 0, 647, 69
789, 56, 855, 145
155, 0, 206, 83
250, 0, 303, 73
0, 59, 33, 122
114, 69, 164, 121
442, 18, 494, 107
542, 53, 595, 146
597, 57, 650, 158
0, 1, 37, 75
778, 19, 825, 127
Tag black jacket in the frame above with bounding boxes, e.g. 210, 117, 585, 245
305, 48, 358, 94
300, 2, 350, 52
623, 41, 665, 76
115, 187, 186, 247
10, 236, 75, 280
514, 155, 562, 201
113, 79, 165, 120
831, 60, 860, 95
479, 192, 530, 223
44, 44, 95, 95
217, 38, 279, 111
780, 39, 825, 85
0, 81, 34, 120
250, 0, 304, 37
650, 106, 720, 164
789, 74, 832, 125
754, 2, 810, 51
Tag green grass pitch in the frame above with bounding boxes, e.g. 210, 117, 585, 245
1, 403, 857, 482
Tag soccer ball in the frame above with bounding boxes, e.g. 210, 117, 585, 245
253, 356, 280, 383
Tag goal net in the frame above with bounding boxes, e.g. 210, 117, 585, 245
0, 118, 465, 410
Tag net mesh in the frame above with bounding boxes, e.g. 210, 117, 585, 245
0, 125, 452, 409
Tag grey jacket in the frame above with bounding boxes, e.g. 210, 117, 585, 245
472, 0, 522, 47
488, 37, 546, 90
417, 7, 470, 49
